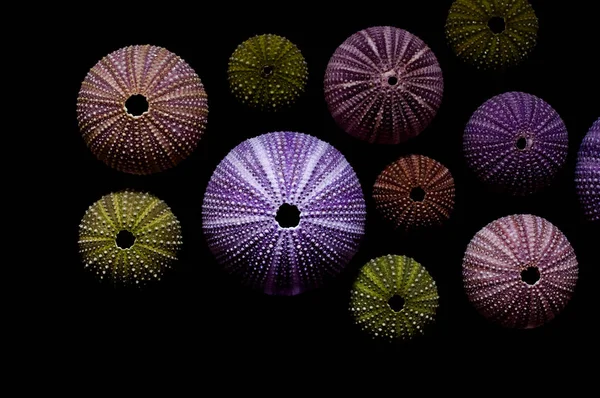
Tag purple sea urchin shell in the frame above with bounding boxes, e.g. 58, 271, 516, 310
575, 119, 600, 221
464, 92, 568, 195
202, 131, 366, 295
463, 214, 578, 329
373, 154, 455, 231
77, 45, 209, 175
324, 26, 444, 145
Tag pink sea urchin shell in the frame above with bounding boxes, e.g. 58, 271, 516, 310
463, 214, 578, 329
77, 45, 209, 175
324, 26, 444, 144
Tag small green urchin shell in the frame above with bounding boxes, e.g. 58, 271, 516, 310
228, 34, 308, 111
78, 190, 182, 287
445, 0, 539, 69
349, 255, 439, 342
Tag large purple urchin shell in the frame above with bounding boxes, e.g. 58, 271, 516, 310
77, 45, 209, 175
202, 131, 367, 295
324, 26, 444, 145
464, 92, 568, 195
463, 214, 578, 329
575, 118, 600, 221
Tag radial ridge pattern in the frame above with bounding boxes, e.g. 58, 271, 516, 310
78, 191, 183, 286
350, 255, 439, 341
446, 0, 539, 69
228, 34, 308, 111
575, 118, 600, 221
463, 214, 578, 329
77, 45, 209, 175
373, 154, 455, 231
464, 91, 568, 195
324, 26, 444, 144
202, 131, 366, 295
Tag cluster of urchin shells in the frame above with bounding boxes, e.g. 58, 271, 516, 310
575, 119, 600, 221
78, 191, 183, 286
445, 0, 539, 69
202, 131, 366, 295
77, 45, 209, 175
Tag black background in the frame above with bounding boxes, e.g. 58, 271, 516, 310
46, 0, 598, 382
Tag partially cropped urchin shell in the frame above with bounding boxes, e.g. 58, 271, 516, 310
575, 119, 600, 221
78, 190, 183, 286
228, 34, 308, 111
445, 0, 539, 69
202, 131, 366, 295
324, 26, 444, 144
373, 154, 455, 231
464, 92, 568, 195
350, 255, 439, 342
463, 214, 578, 329
77, 45, 209, 175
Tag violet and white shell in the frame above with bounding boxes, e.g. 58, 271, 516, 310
463, 214, 578, 329
324, 26, 444, 145
202, 131, 366, 295
463, 92, 568, 195
77, 45, 209, 175
575, 118, 600, 221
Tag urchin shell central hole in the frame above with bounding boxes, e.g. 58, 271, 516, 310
276, 203, 300, 228
488, 16, 506, 34
387, 76, 398, 86
116, 230, 135, 249
521, 266, 540, 285
125, 94, 149, 116
388, 295, 405, 312
410, 186, 426, 202
262, 65, 274, 77
515, 136, 530, 150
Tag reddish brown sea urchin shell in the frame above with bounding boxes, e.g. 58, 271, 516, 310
373, 154, 455, 231
77, 45, 209, 175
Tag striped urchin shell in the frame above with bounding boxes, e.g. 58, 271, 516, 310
228, 34, 308, 111
373, 154, 455, 231
202, 131, 366, 296
78, 190, 182, 286
350, 255, 439, 342
575, 119, 600, 221
77, 45, 209, 175
445, 0, 538, 69
464, 92, 568, 195
324, 26, 444, 145
463, 214, 578, 329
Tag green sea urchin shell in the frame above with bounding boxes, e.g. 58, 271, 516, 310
228, 34, 308, 111
350, 255, 439, 342
445, 0, 538, 69
78, 190, 182, 287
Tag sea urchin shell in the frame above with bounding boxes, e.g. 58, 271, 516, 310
575, 118, 600, 221
350, 255, 439, 342
464, 92, 568, 195
324, 26, 444, 144
445, 0, 539, 69
228, 34, 308, 111
77, 45, 209, 175
373, 154, 455, 231
78, 190, 183, 286
202, 131, 366, 295
463, 214, 578, 329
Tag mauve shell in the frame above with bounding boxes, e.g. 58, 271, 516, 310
464, 92, 568, 195
77, 45, 208, 175
324, 26, 443, 144
575, 119, 600, 221
202, 131, 366, 295
463, 214, 578, 329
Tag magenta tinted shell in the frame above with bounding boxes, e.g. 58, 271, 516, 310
463, 92, 568, 195
463, 214, 578, 329
575, 118, 600, 221
202, 131, 366, 295
324, 26, 444, 145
